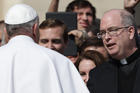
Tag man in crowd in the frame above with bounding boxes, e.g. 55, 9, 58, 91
87, 9, 140, 93
0, 4, 89, 93
48, 0, 97, 31
65, 0, 96, 31
39, 19, 68, 54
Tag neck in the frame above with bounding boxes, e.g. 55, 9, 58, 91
114, 47, 138, 60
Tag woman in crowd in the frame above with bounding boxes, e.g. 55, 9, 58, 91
75, 50, 105, 85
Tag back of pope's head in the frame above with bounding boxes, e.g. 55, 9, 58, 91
4, 4, 39, 42
5, 4, 38, 25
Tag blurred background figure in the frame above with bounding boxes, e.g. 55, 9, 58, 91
48, 0, 98, 31
65, 0, 97, 31
75, 50, 105, 85
0, 20, 8, 46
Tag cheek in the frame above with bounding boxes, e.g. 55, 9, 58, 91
77, 14, 83, 21
55, 44, 65, 51
97, 48, 105, 53
54, 44, 62, 48
88, 17, 93, 24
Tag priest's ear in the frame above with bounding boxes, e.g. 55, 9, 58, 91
32, 23, 39, 43
128, 26, 135, 40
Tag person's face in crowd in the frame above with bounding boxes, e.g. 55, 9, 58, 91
100, 12, 133, 59
73, 7, 93, 30
79, 59, 96, 85
84, 46, 108, 60
39, 26, 66, 54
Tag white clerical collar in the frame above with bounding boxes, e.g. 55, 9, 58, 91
120, 59, 128, 65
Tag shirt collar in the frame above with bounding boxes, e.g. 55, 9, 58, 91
110, 48, 140, 66
9, 35, 34, 44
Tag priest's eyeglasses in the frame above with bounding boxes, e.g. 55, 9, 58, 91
97, 26, 130, 39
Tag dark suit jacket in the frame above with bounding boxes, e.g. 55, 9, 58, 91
87, 56, 140, 93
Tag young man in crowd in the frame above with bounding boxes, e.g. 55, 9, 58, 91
39, 19, 68, 54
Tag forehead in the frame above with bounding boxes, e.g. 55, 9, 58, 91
73, 7, 92, 13
100, 12, 122, 30
79, 59, 95, 71
39, 26, 64, 38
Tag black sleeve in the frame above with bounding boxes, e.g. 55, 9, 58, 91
87, 69, 95, 93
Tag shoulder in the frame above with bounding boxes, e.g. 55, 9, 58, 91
35, 44, 73, 65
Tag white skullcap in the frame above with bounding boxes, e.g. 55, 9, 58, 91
5, 4, 38, 25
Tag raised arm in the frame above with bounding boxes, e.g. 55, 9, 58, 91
48, 0, 59, 12
124, 0, 140, 14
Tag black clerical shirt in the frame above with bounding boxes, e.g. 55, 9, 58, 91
117, 49, 140, 93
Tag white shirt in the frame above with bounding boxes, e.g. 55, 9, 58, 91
0, 35, 89, 93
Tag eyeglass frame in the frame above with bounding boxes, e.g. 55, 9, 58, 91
97, 26, 131, 39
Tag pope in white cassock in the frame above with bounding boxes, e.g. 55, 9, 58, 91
0, 4, 89, 93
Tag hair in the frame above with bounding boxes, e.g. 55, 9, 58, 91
39, 18, 68, 43
66, 0, 96, 20
75, 50, 105, 70
79, 37, 104, 54
120, 10, 139, 47
5, 16, 39, 38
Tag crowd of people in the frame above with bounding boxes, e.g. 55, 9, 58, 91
0, 0, 140, 93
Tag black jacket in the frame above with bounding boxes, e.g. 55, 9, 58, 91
87, 49, 140, 93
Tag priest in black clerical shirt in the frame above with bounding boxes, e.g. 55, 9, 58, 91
87, 9, 140, 93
